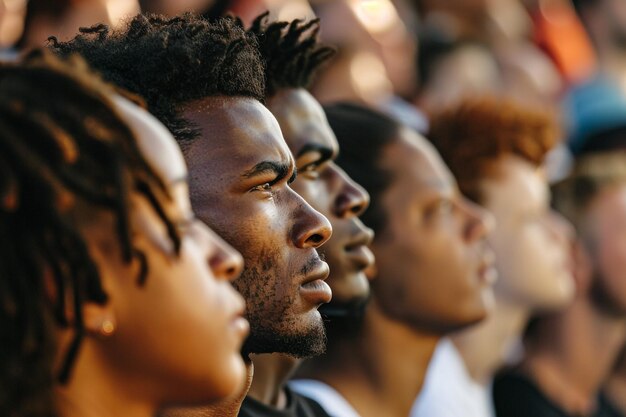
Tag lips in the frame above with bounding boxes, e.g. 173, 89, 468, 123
229, 299, 250, 341
300, 261, 332, 305
344, 227, 375, 271
477, 248, 498, 285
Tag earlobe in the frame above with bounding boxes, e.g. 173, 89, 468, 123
83, 302, 117, 338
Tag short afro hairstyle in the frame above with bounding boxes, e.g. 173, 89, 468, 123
50, 13, 265, 142
427, 98, 559, 204
247, 12, 335, 98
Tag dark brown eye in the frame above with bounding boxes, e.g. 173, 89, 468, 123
250, 183, 273, 193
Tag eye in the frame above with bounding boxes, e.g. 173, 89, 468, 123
424, 198, 455, 220
250, 182, 273, 193
300, 163, 321, 179
436, 199, 454, 214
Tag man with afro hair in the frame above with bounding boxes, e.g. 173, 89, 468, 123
52, 13, 335, 416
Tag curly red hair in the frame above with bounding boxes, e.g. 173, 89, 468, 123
427, 97, 559, 203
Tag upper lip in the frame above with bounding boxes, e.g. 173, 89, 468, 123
344, 227, 375, 252
477, 247, 496, 276
301, 258, 330, 285
231, 297, 246, 320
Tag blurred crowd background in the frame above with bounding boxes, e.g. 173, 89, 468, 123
3, 0, 626, 173
4, 0, 626, 179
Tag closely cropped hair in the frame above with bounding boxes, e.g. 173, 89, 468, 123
248, 12, 335, 97
552, 151, 626, 232
50, 13, 265, 141
325, 102, 401, 236
0, 51, 178, 416
428, 98, 559, 203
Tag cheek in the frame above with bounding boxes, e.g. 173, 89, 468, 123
597, 234, 626, 285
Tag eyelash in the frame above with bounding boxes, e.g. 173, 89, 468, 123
250, 182, 275, 194
301, 163, 321, 178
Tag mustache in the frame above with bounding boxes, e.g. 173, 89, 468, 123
299, 252, 326, 276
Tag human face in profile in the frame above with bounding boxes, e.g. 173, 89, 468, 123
73, 97, 249, 407
481, 155, 575, 310
268, 89, 374, 316
371, 129, 496, 333
181, 97, 333, 357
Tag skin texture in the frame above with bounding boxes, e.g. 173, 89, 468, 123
267, 89, 374, 311
482, 155, 575, 310
55, 97, 248, 417
371, 129, 496, 333
180, 96, 333, 358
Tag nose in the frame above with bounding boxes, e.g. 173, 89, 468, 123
462, 198, 495, 242
291, 190, 333, 249
333, 165, 370, 219
205, 226, 244, 282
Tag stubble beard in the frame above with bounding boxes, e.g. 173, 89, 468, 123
233, 259, 327, 359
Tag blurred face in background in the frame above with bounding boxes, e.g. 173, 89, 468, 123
480, 155, 575, 311
371, 129, 496, 334
582, 183, 626, 315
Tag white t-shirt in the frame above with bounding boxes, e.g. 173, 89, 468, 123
411, 338, 495, 417
290, 379, 362, 417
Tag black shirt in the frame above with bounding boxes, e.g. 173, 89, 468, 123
239, 386, 332, 417
493, 370, 624, 417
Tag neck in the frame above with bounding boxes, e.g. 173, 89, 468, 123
55, 343, 155, 417
453, 298, 530, 384
523, 297, 626, 415
299, 298, 439, 417
247, 354, 301, 408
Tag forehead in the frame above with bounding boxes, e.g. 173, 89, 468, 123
266, 89, 339, 157
111, 95, 187, 184
382, 129, 454, 193
482, 156, 548, 211
181, 97, 292, 180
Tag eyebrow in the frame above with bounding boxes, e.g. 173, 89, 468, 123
242, 160, 296, 185
297, 143, 335, 163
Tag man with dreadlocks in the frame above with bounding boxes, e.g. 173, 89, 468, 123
233, 13, 375, 417
0, 51, 249, 417
51, 13, 334, 415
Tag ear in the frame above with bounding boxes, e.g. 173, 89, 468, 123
572, 238, 593, 295
83, 301, 117, 338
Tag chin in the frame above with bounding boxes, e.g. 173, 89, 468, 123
208, 363, 246, 400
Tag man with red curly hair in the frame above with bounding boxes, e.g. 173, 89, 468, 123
412, 98, 576, 417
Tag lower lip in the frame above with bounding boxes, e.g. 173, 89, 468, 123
479, 265, 498, 285
300, 279, 333, 305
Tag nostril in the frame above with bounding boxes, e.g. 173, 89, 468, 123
350, 204, 364, 215
225, 266, 238, 280
306, 233, 325, 246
